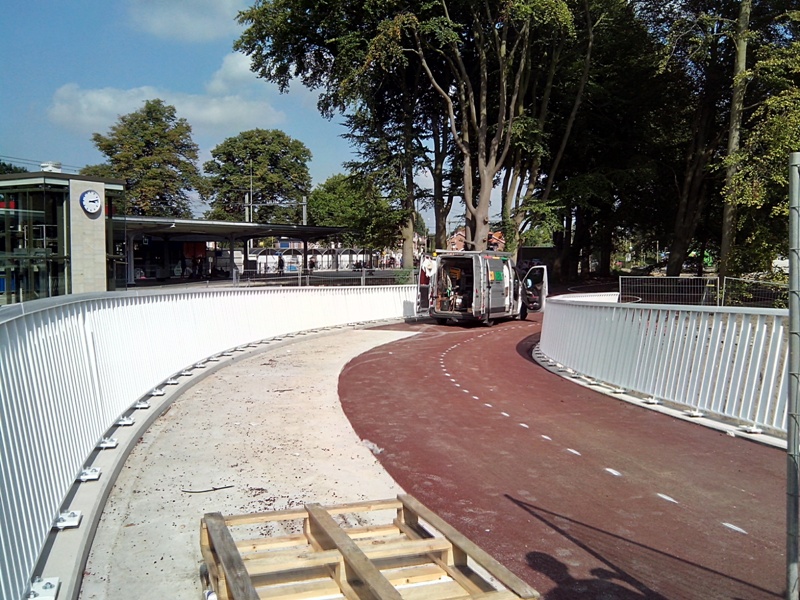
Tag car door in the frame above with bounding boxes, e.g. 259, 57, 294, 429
522, 265, 548, 312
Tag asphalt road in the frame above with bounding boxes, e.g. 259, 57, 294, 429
338, 314, 785, 600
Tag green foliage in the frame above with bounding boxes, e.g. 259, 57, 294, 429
87, 99, 203, 217
203, 129, 311, 224
0, 161, 28, 174
308, 174, 403, 249
724, 38, 800, 213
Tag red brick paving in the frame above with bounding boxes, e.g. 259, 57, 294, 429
338, 315, 785, 599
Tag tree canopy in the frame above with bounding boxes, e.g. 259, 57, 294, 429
204, 129, 312, 224
84, 99, 204, 218
307, 174, 403, 250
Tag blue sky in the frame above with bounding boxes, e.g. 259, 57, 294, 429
0, 1, 357, 195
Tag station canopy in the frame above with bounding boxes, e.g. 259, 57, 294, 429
113, 215, 347, 244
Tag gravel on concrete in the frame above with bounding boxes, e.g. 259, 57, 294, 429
78, 328, 414, 600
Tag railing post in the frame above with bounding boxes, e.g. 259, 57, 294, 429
787, 152, 800, 600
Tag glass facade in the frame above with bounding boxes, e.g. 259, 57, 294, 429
0, 184, 69, 305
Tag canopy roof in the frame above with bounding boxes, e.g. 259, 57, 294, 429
113, 215, 347, 243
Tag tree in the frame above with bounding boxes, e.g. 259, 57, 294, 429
0, 162, 27, 174
369, 1, 574, 250
236, 0, 445, 268
723, 17, 800, 272
203, 129, 311, 224
307, 174, 403, 250
86, 99, 204, 217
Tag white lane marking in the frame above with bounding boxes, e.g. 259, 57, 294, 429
472, 396, 480, 400
520, 423, 529, 428
722, 523, 748, 534
501, 412, 510, 417
567, 448, 582, 456
604, 468, 622, 477
484, 403, 493, 408
454, 383, 461, 387
541, 435, 552, 441
657, 493, 679, 504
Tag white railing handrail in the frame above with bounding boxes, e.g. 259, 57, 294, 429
0, 285, 416, 600
539, 294, 788, 436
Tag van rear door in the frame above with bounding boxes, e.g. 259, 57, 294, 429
522, 265, 548, 312
486, 257, 507, 318
416, 256, 435, 316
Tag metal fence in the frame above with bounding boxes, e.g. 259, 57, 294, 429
619, 276, 720, 305
0, 285, 416, 600
539, 294, 788, 434
721, 277, 789, 309
619, 275, 788, 309
237, 269, 416, 288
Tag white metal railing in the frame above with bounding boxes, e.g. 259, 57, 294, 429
539, 294, 788, 433
0, 285, 416, 600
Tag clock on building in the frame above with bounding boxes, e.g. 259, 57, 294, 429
79, 189, 102, 214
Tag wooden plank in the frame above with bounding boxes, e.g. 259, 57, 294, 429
204, 512, 261, 600
380, 564, 447, 587
398, 496, 539, 600
239, 524, 402, 555
256, 577, 345, 600
243, 547, 343, 574
306, 503, 403, 600
358, 537, 452, 562
238, 533, 308, 553
392, 519, 493, 597
226, 499, 402, 527
394, 579, 465, 600
250, 565, 338, 589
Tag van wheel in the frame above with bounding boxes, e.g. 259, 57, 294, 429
436, 318, 448, 325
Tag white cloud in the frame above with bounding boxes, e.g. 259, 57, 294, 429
47, 82, 286, 144
206, 53, 258, 95
127, 0, 248, 42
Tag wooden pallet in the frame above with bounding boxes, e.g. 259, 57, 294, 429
200, 494, 540, 600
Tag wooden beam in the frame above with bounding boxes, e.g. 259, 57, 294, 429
305, 504, 402, 600
204, 512, 261, 600
397, 496, 540, 600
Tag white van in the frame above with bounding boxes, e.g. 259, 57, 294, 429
417, 250, 547, 325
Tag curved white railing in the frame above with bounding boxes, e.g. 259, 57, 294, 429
0, 285, 416, 600
539, 294, 788, 434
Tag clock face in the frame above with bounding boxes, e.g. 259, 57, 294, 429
79, 190, 102, 214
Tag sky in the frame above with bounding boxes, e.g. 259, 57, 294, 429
0, 0, 363, 215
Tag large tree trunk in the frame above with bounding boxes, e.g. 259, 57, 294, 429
719, 0, 751, 277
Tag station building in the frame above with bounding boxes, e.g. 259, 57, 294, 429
0, 169, 345, 306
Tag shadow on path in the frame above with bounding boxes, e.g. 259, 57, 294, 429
507, 495, 782, 600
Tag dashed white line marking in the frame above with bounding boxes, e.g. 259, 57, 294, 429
462, 389, 470, 393
454, 383, 461, 387
501, 412, 510, 417
722, 523, 748, 535
519, 423, 529, 428
567, 448, 582, 456
484, 403, 493, 408
604, 468, 622, 477
657, 493, 679, 504
472, 396, 480, 400
541, 435, 552, 441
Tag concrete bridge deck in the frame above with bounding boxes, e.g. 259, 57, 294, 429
79, 315, 785, 600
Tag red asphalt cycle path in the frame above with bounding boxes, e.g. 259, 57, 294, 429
338, 315, 785, 600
